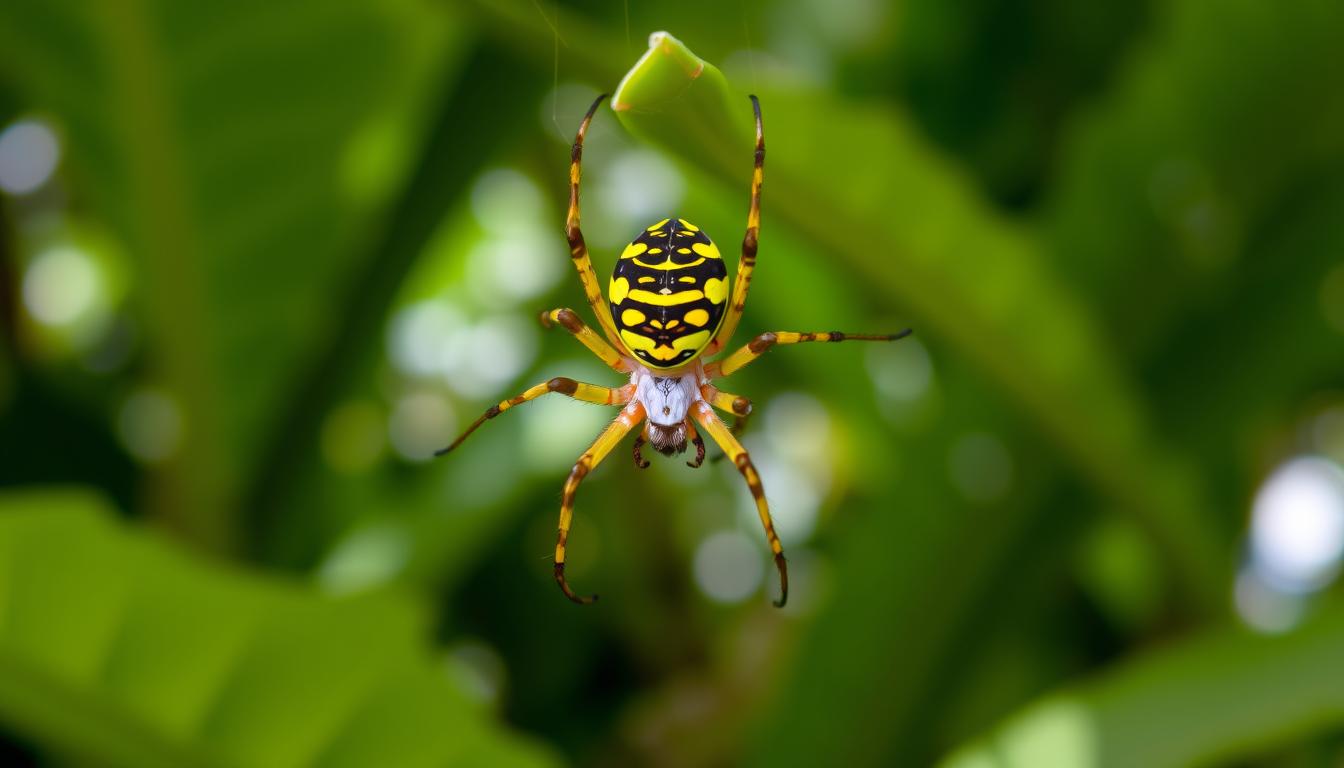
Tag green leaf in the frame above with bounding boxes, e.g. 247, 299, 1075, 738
0, 0, 462, 547
0, 488, 559, 768
937, 606, 1344, 768
611, 32, 752, 174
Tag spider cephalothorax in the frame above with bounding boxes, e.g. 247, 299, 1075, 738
437, 93, 911, 608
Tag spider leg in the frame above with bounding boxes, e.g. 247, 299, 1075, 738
435, 378, 632, 457
556, 403, 646, 604
691, 401, 788, 607
631, 434, 651, 469
539, 308, 630, 373
706, 95, 764, 357
700, 384, 753, 436
685, 419, 706, 468
566, 94, 624, 349
708, 329, 912, 379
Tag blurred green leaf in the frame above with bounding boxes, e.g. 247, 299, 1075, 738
938, 606, 1344, 768
1047, 0, 1344, 516
0, 488, 558, 768
0, 0, 460, 547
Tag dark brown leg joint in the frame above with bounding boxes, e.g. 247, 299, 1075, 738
547, 377, 578, 395
748, 332, 777, 354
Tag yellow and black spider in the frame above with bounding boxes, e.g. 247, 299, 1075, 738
437, 94, 910, 607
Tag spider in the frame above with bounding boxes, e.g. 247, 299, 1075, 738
437, 93, 910, 607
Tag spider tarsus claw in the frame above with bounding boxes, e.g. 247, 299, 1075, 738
554, 563, 599, 605
687, 434, 706, 468
890, 328, 913, 341
772, 553, 789, 608
632, 436, 651, 469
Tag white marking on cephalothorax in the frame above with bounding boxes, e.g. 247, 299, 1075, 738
630, 364, 701, 426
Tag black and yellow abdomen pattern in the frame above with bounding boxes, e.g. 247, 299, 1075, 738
609, 217, 729, 369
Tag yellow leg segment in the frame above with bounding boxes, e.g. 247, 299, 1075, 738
700, 383, 754, 436
691, 401, 788, 607
555, 403, 646, 604
709, 95, 765, 355
566, 94, 624, 349
435, 378, 631, 457
710, 329, 913, 379
540, 307, 630, 372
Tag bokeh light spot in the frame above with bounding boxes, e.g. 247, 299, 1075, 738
471, 168, 544, 235
693, 530, 765, 604
0, 118, 60, 195
468, 231, 564, 304
447, 315, 538, 398
445, 639, 507, 707
1248, 455, 1344, 594
866, 336, 933, 403
598, 149, 685, 228
387, 300, 465, 379
23, 245, 100, 328
388, 391, 455, 462
318, 523, 411, 594
1234, 568, 1305, 634
764, 392, 833, 473
116, 388, 184, 464
737, 450, 821, 543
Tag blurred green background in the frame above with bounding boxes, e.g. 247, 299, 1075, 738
1, 0, 1343, 765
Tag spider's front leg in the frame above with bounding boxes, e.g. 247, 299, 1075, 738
539, 307, 631, 373
705, 95, 766, 356
564, 94, 624, 349
556, 402, 646, 604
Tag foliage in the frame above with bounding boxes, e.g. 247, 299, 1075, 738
0, 489, 556, 768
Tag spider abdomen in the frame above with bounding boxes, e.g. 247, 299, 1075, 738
609, 217, 729, 369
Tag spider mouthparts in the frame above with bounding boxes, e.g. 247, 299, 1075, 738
647, 423, 688, 456
655, 441, 687, 457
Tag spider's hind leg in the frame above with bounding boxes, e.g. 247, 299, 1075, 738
555, 404, 646, 605
691, 401, 788, 607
